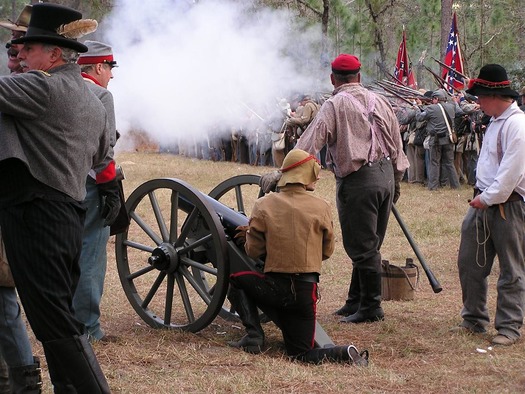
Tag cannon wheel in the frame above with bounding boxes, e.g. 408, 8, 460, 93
208, 174, 264, 215
115, 178, 229, 332
208, 174, 264, 321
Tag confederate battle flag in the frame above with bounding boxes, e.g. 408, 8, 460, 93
394, 29, 417, 89
442, 12, 465, 93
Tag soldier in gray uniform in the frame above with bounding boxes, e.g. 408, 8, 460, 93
0, 4, 111, 392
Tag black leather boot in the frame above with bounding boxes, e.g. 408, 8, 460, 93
227, 287, 264, 354
43, 335, 110, 394
340, 268, 384, 323
334, 268, 360, 316
0, 356, 9, 394
299, 345, 369, 366
9, 356, 42, 393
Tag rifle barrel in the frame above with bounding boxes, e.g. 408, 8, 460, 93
431, 57, 468, 80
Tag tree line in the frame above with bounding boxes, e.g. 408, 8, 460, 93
1, 0, 523, 88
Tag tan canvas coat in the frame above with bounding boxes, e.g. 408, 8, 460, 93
245, 184, 334, 274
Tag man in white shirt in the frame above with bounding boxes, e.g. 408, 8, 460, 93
454, 64, 525, 346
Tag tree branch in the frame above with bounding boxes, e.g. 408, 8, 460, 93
294, 0, 323, 18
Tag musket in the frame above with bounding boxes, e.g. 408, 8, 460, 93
423, 65, 446, 89
376, 80, 430, 104
391, 205, 443, 293
423, 65, 463, 95
385, 70, 405, 86
375, 81, 416, 106
380, 79, 424, 97
431, 57, 468, 80
240, 101, 265, 122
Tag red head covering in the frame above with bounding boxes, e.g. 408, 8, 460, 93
331, 54, 361, 74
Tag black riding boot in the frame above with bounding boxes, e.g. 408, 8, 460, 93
42, 335, 110, 394
298, 345, 369, 366
9, 356, 42, 393
340, 268, 384, 323
227, 287, 264, 354
334, 267, 360, 316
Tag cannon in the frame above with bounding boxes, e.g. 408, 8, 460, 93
115, 175, 334, 347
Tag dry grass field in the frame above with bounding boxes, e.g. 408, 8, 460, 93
28, 151, 524, 393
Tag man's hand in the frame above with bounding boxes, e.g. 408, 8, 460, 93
233, 225, 249, 248
97, 178, 121, 227
260, 171, 282, 194
469, 195, 487, 210
393, 181, 401, 204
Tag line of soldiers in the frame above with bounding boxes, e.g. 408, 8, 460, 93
396, 88, 495, 189
158, 94, 321, 168
157, 83, 525, 185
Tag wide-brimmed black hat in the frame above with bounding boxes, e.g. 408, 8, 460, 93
466, 64, 519, 98
11, 3, 97, 53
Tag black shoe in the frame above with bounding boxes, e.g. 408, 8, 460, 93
228, 335, 264, 354
340, 308, 384, 323
333, 302, 359, 317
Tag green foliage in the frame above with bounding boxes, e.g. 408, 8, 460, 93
0, 0, 522, 86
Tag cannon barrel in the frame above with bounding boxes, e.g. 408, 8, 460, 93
177, 190, 248, 237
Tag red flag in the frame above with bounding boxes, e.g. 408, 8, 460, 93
394, 29, 417, 89
442, 12, 465, 93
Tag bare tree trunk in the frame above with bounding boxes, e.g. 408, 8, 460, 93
321, 0, 330, 66
364, 0, 397, 78
440, 0, 453, 60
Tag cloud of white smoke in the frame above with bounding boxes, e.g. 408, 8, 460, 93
99, 0, 330, 150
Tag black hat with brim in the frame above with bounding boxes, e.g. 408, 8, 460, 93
465, 64, 519, 99
11, 3, 95, 53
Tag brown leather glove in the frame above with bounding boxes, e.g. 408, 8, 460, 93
259, 171, 282, 194
233, 225, 249, 248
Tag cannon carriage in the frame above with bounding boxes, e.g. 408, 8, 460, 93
115, 175, 334, 347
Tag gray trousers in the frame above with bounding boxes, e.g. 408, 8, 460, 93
457, 201, 525, 339
428, 142, 459, 190
335, 159, 394, 271
406, 144, 425, 183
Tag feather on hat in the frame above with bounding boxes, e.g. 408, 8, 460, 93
11, 3, 97, 53
57, 19, 97, 39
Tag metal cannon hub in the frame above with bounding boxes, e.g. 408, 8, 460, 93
148, 243, 178, 273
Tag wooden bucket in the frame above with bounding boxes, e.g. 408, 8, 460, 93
381, 259, 419, 301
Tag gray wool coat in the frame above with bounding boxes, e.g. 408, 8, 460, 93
0, 63, 110, 202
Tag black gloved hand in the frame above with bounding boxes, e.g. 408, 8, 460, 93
97, 178, 121, 227
393, 181, 401, 204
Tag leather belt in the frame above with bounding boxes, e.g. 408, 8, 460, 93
367, 156, 391, 167
473, 188, 522, 203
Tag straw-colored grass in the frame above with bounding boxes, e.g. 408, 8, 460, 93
28, 151, 525, 393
